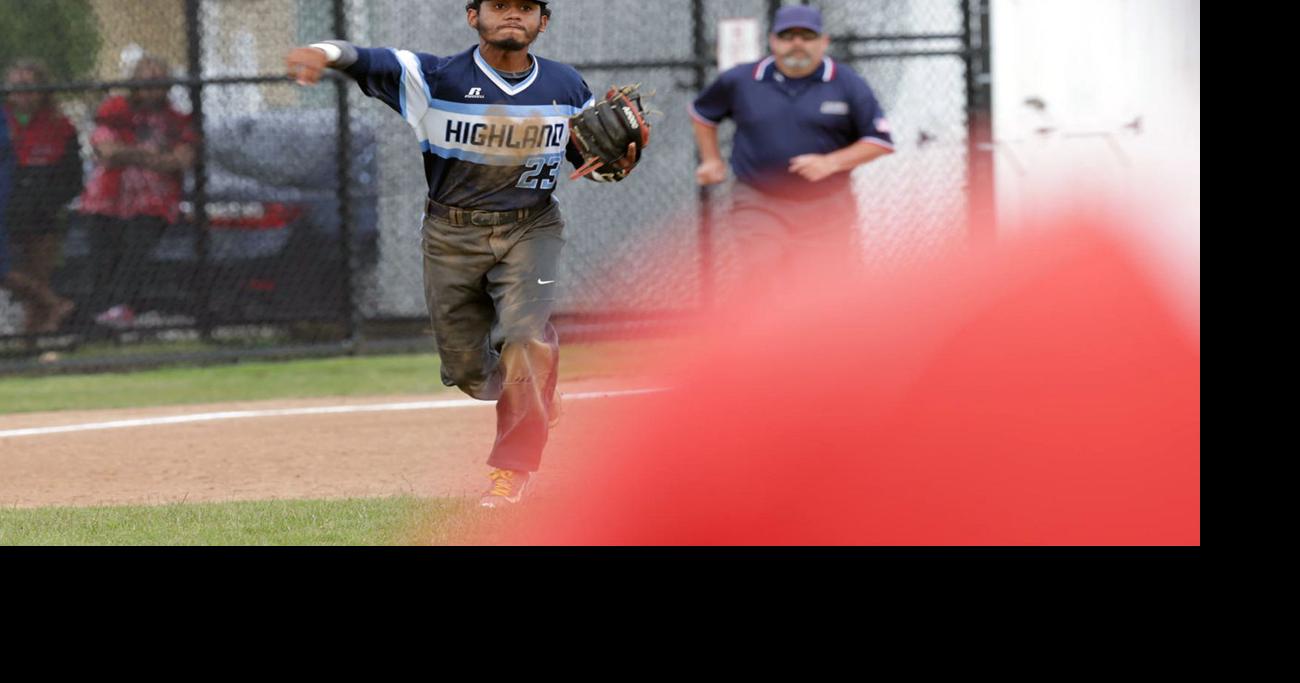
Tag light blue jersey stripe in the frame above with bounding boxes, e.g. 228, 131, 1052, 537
395, 51, 408, 120
429, 98, 584, 117
392, 49, 435, 136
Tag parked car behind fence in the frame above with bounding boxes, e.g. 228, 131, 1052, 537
50, 109, 378, 329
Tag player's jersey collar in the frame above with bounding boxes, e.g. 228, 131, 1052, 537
473, 47, 541, 96
755, 56, 836, 82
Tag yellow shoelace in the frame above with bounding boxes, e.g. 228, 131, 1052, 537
488, 469, 516, 497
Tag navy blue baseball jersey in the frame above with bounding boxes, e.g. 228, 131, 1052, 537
691, 57, 894, 199
343, 45, 594, 211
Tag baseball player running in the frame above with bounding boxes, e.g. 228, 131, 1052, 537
286, 0, 646, 508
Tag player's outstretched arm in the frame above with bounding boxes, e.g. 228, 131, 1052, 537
286, 46, 329, 86
286, 41, 359, 86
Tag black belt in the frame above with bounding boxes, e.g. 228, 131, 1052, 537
425, 198, 544, 227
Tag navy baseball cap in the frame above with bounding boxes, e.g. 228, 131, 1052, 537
772, 6, 823, 35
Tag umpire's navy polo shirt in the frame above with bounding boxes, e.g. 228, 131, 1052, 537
691, 56, 894, 200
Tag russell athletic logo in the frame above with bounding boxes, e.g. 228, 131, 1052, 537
466, 87, 485, 99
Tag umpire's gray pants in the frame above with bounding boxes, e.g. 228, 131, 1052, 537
728, 181, 861, 279
421, 198, 565, 473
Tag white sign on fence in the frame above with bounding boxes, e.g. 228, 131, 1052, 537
718, 17, 763, 72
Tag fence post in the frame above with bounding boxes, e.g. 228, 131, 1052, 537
692, 0, 713, 312
184, 0, 212, 340
333, 0, 360, 350
962, 0, 996, 244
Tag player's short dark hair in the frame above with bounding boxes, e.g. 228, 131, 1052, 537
465, 1, 552, 19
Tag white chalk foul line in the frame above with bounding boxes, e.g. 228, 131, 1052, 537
0, 388, 669, 440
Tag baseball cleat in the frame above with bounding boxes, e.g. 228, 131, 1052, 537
479, 468, 532, 508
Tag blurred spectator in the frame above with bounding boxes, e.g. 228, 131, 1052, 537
2, 98, 74, 333
78, 55, 196, 329
3, 59, 82, 334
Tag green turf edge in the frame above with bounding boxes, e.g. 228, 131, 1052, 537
0, 339, 678, 415
0, 496, 509, 546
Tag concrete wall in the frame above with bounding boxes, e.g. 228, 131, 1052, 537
990, 0, 1200, 324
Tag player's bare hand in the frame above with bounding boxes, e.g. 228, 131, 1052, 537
789, 154, 840, 182
286, 47, 329, 86
696, 158, 727, 185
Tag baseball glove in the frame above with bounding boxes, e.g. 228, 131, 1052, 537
568, 84, 651, 182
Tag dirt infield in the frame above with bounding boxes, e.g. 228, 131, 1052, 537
0, 378, 651, 509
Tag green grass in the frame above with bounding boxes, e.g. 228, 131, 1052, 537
0, 354, 448, 414
0, 337, 684, 544
0, 339, 677, 415
0, 496, 494, 546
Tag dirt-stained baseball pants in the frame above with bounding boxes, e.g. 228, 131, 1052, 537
421, 198, 564, 473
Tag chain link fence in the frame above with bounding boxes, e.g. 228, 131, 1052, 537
0, 0, 990, 373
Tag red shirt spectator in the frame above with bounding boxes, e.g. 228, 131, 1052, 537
3, 104, 82, 226
80, 94, 197, 224
2, 59, 80, 333
4, 105, 77, 165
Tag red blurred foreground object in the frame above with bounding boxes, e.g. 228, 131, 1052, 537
510, 216, 1199, 545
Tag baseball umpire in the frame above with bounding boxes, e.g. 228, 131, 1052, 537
286, 0, 648, 508
691, 5, 893, 278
